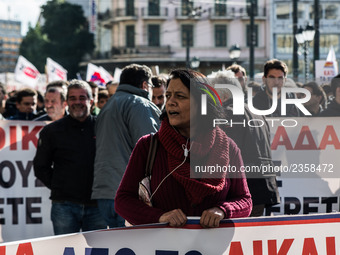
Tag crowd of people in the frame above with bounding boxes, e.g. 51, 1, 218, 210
0, 59, 339, 238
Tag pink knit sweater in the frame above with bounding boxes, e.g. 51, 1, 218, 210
115, 132, 252, 225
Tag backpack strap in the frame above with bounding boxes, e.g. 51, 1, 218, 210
145, 133, 158, 177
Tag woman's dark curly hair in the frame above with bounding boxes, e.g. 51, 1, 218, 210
161, 68, 225, 131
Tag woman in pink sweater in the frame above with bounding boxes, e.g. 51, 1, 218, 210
115, 69, 252, 228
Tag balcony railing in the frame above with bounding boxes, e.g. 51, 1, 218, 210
209, 6, 266, 19
175, 7, 205, 18
113, 8, 138, 18
111, 45, 172, 57
141, 7, 168, 17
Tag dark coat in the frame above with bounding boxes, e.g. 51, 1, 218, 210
252, 87, 300, 117
33, 115, 97, 204
319, 99, 340, 117
223, 100, 280, 206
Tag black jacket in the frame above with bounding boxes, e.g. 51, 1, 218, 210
224, 100, 280, 206
319, 99, 340, 117
252, 87, 300, 117
33, 115, 97, 204
8, 111, 37, 120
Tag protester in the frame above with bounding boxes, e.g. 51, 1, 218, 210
33, 87, 67, 121
0, 83, 7, 120
226, 64, 248, 94
46, 80, 69, 95
151, 75, 167, 110
211, 70, 280, 217
97, 90, 109, 109
33, 80, 106, 235
252, 59, 300, 117
301, 82, 327, 116
115, 68, 252, 228
321, 84, 333, 101
8, 88, 38, 120
92, 64, 161, 228
3, 90, 17, 119
319, 74, 340, 116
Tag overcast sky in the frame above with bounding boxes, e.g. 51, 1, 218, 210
0, 0, 48, 35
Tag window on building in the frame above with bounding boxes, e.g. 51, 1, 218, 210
182, 25, 193, 47
276, 3, 290, 19
181, 0, 194, 16
319, 34, 339, 54
215, 25, 227, 47
297, 3, 306, 19
126, 0, 135, 16
148, 25, 160, 46
276, 34, 293, 54
148, 0, 160, 16
126, 25, 135, 48
246, 24, 258, 47
215, 0, 226, 16
325, 4, 338, 20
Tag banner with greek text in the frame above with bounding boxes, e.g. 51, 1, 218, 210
1, 215, 340, 254
265, 117, 340, 216
0, 118, 340, 242
0, 120, 52, 242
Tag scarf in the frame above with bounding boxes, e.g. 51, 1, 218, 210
158, 118, 230, 205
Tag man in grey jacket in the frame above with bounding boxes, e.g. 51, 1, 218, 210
92, 64, 161, 228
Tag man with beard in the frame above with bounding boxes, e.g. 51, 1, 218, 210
252, 59, 300, 117
34, 86, 67, 121
33, 80, 106, 235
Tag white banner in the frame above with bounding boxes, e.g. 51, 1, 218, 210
315, 60, 338, 84
14, 56, 40, 88
0, 120, 52, 242
315, 45, 339, 84
46, 58, 67, 82
1, 214, 340, 254
0, 118, 340, 242
0, 73, 47, 94
266, 117, 340, 216
113, 67, 122, 83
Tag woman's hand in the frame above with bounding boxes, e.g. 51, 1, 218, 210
200, 207, 225, 228
159, 209, 187, 227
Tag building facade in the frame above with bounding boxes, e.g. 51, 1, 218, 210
272, 0, 340, 81
91, 0, 270, 76
0, 19, 22, 73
